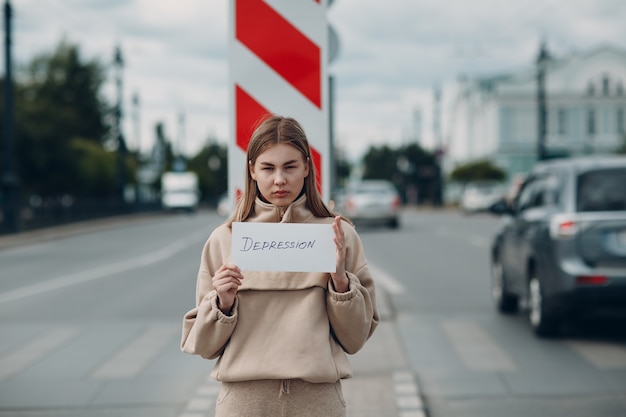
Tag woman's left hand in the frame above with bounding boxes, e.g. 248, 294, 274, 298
330, 216, 349, 293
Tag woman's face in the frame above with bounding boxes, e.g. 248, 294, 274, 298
250, 143, 309, 207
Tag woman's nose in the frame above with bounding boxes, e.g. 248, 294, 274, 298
274, 171, 287, 184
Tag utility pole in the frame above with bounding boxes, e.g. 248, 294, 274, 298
433, 85, 443, 206
132, 92, 140, 155
536, 41, 549, 161
1, 0, 19, 233
328, 74, 336, 194
113, 44, 127, 206
173, 111, 186, 172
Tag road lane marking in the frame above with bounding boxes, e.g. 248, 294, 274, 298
369, 264, 405, 295
90, 324, 179, 379
0, 229, 208, 305
441, 319, 517, 372
0, 327, 78, 381
568, 340, 626, 369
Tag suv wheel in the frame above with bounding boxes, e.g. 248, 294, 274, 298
491, 258, 518, 313
528, 276, 560, 337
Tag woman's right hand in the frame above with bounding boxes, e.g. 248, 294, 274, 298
212, 263, 244, 314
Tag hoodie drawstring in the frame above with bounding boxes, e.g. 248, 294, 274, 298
279, 379, 290, 398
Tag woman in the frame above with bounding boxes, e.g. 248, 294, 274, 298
181, 115, 379, 417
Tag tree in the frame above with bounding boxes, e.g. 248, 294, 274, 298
0, 40, 117, 199
449, 159, 506, 184
362, 145, 397, 181
25, 40, 108, 143
187, 140, 228, 204
361, 143, 440, 205
330, 146, 352, 190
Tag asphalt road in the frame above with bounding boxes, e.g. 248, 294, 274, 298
0, 212, 217, 417
0, 209, 625, 417
358, 209, 626, 417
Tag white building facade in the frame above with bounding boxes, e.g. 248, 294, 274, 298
445, 45, 626, 179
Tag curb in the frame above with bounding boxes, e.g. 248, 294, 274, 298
393, 370, 428, 417
378, 281, 430, 417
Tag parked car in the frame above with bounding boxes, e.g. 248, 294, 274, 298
489, 156, 626, 337
460, 181, 505, 214
339, 180, 401, 228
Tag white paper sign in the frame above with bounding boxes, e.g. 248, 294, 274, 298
232, 222, 335, 272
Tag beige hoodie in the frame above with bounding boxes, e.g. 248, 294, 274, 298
180, 195, 379, 383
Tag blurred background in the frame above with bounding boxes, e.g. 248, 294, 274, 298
1, 0, 625, 232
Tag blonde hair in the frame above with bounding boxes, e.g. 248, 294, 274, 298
228, 115, 336, 224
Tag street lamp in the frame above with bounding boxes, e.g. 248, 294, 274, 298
1, 0, 19, 233
113, 44, 127, 206
536, 41, 549, 161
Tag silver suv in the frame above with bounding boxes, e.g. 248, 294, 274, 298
489, 156, 626, 337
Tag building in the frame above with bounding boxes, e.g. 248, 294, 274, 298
445, 44, 626, 180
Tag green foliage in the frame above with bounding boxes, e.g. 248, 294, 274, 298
0, 40, 115, 198
70, 138, 116, 196
362, 145, 396, 180
24, 40, 108, 142
334, 154, 351, 189
449, 159, 506, 184
187, 141, 228, 203
361, 143, 441, 204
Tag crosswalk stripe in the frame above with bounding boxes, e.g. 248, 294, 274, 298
0, 327, 78, 381
568, 340, 626, 369
90, 324, 178, 379
442, 319, 517, 372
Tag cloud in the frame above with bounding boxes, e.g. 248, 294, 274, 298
9, 0, 626, 162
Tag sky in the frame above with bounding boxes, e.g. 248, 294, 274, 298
10, 0, 626, 162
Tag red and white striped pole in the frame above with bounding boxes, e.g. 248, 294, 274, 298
228, 0, 330, 203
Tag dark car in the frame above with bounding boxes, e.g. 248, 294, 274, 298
489, 156, 626, 337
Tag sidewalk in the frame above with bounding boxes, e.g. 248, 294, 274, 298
343, 288, 427, 417
0, 214, 428, 417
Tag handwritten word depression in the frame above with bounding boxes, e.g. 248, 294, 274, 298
238, 237, 316, 252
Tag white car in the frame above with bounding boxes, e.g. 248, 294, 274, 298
339, 180, 401, 228
460, 181, 504, 214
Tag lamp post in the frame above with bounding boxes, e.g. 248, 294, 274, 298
113, 44, 127, 206
536, 41, 549, 161
1, 0, 19, 233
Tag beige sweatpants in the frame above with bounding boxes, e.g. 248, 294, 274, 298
215, 379, 346, 417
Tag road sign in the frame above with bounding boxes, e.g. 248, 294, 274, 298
228, 0, 330, 204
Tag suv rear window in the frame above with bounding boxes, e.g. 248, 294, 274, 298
577, 168, 626, 212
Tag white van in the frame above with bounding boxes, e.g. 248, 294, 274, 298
161, 171, 199, 212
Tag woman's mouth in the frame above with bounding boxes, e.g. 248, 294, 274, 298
274, 190, 289, 198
